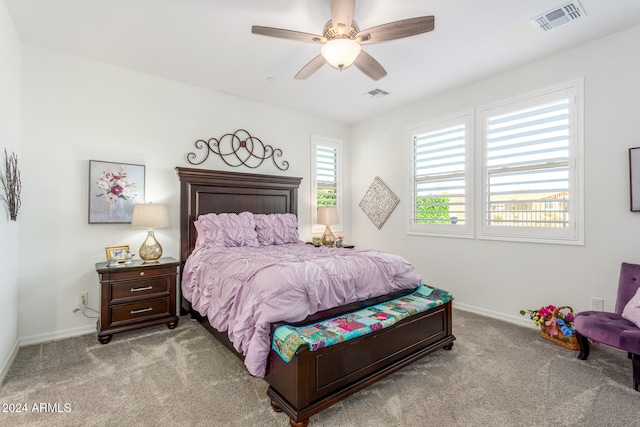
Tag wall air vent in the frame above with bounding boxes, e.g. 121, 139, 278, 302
531, 1, 586, 32
365, 88, 390, 98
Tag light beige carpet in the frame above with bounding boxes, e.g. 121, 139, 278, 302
1, 309, 639, 426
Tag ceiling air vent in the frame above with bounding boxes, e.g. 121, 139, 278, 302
365, 88, 390, 98
531, 1, 586, 32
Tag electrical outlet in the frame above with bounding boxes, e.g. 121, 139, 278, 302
77, 292, 88, 308
591, 297, 604, 311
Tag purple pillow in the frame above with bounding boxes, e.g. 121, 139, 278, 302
254, 213, 300, 245
622, 287, 640, 328
194, 212, 259, 248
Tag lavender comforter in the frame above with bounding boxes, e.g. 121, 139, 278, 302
181, 242, 421, 377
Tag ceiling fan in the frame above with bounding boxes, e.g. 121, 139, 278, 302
251, 0, 435, 81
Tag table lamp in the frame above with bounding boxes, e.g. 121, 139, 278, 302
317, 206, 339, 247
132, 203, 169, 263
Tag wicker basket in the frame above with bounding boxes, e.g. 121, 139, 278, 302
539, 305, 580, 350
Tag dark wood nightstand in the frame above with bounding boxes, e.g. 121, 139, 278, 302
95, 257, 180, 344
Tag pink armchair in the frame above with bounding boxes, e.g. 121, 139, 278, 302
574, 262, 640, 391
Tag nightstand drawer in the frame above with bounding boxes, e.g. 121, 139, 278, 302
105, 266, 174, 281
110, 298, 171, 326
111, 277, 171, 301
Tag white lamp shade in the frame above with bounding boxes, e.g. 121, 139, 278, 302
321, 39, 361, 70
131, 203, 170, 229
317, 206, 339, 225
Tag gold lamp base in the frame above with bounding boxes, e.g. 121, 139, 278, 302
321, 225, 335, 247
139, 228, 163, 263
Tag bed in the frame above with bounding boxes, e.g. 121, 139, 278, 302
176, 167, 455, 427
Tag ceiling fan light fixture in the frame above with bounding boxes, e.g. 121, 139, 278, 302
321, 38, 361, 70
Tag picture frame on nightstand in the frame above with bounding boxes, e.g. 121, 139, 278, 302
105, 245, 129, 262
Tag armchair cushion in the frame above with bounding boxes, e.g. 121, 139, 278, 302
574, 310, 640, 354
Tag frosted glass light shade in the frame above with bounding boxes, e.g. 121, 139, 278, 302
321, 39, 361, 70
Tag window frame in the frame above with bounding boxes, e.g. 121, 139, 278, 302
407, 110, 474, 238
311, 135, 343, 234
477, 80, 584, 245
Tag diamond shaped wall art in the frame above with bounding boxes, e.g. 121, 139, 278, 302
359, 176, 400, 229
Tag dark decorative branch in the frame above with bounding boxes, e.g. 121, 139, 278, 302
186, 129, 289, 171
0, 148, 21, 221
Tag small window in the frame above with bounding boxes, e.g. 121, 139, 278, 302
479, 81, 583, 244
408, 112, 473, 237
311, 135, 342, 232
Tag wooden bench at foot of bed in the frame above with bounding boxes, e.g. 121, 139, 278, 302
266, 300, 454, 427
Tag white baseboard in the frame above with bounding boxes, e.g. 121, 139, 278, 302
20, 324, 97, 346
453, 301, 537, 330
0, 338, 20, 385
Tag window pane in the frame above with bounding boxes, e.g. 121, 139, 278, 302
485, 99, 570, 228
316, 145, 337, 207
412, 124, 466, 225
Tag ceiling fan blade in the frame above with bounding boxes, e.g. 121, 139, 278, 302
353, 50, 387, 81
294, 55, 326, 80
252, 26, 326, 43
357, 16, 435, 44
330, 0, 355, 34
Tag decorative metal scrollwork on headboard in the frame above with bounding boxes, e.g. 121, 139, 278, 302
186, 129, 289, 171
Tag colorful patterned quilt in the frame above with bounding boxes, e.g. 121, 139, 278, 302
272, 285, 452, 362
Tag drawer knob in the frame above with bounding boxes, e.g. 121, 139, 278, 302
139, 272, 145, 276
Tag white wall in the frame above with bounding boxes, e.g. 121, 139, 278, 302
0, 0, 21, 381
351, 25, 640, 325
18, 44, 350, 342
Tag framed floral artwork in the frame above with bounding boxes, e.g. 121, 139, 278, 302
89, 160, 145, 223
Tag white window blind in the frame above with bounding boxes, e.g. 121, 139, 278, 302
408, 112, 473, 237
486, 99, 570, 228
311, 135, 342, 233
413, 125, 466, 224
316, 145, 338, 207
480, 81, 583, 244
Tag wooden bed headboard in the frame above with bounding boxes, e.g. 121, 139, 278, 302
175, 167, 303, 263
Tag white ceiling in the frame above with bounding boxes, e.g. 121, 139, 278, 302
5, 0, 640, 124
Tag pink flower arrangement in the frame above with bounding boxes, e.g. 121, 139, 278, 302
96, 165, 138, 203
520, 304, 575, 338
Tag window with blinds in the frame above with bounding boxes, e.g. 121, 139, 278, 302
480, 82, 583, 244
486, 99, 569, 227
311, 135, 342, 233
408, 112, 473, 237
316, 145, 338, 207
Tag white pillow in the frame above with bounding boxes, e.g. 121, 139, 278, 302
622, 287, 640, 328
